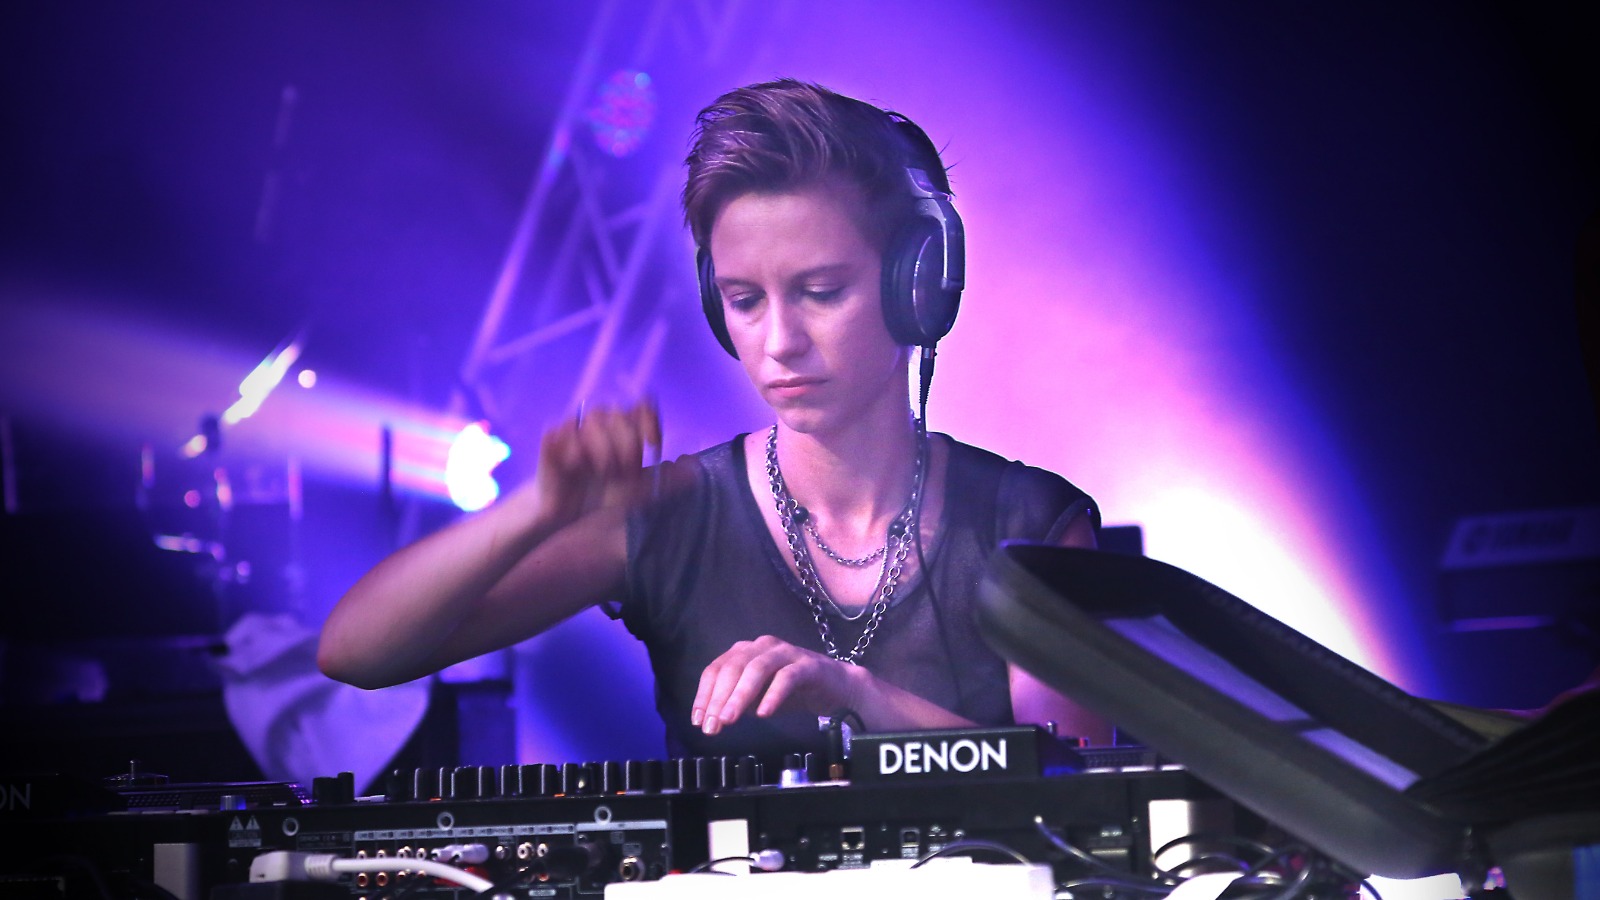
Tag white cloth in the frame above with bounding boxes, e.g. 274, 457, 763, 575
213, 613, 429, 793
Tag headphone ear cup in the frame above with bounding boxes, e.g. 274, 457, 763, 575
881, 218, 962, 346
698, 247, 739, 358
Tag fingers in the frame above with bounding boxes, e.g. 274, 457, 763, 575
691, 641, 746, 733
583, 401, 661, 471
637, 397, 662, 460
546, 400, 658, 466
692, 636, 852, 736
696, 641, 782, 734
536, 419, 586, 492
575, 407, 641, 479
535, 399, 663, 518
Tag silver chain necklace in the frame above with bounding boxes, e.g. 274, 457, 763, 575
804, 518, 887, 567
764, 425, 925, 665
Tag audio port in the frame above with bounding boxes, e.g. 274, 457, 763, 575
355, 873, 370, 888
618, 857, 645, 882
356, 850, 369, 859
516, 842, 535, 860
397, 847, 411, 859
494, 844, 509, 860
375, 872, 390, 888
375, 849, 388, 859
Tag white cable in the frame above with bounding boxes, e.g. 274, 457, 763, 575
433, 843, 492, 865
250, 851, 495, 894
330, 857, 495, 893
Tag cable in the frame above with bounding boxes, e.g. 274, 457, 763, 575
327, 857, 494, 894
1250, 860, 1315, 900
1042, 819, 1344, 900
905, 416, 968, 710
920, 524, 966, 708
821, 709, 865, 778
1150, 833, 1276, 881
1229, 844, 1316, 900
1154, 833, 1276, 866
335, 857, 494, 893
827, 708, 866, 732
910, 839, 1031, 869
918, 346, 936, 425
250, 850, 495, 894
472, 864, 540, 900
1061, 877, 1175, 896
391, 868, 441, 900
430, 843, 491, 865
686, 850, 786, 874
1163, 854, 1251, 878
1034, 816, 1177, 887
686, 856, 748, 876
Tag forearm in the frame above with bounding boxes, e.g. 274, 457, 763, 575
845, 665, 976, 733
317, 482, 561, 688
858, 662, 1111, 741
319, 402, 656, 689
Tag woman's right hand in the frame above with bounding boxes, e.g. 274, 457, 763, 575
532, 400, 662, 526
319, 400, 661, 690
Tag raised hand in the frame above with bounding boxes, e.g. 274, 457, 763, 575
534, 400, 662, 525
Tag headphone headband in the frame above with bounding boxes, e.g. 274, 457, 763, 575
698, 111, 965, 358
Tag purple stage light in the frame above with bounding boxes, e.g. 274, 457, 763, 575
586, 69, 656, 158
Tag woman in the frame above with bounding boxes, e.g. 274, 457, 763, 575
319, 80, 1106, 761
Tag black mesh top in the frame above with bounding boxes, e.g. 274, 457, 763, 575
620, 433, 1097, 762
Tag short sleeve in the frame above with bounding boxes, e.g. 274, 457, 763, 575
995, 462, 1099, 547
621, 452, 712, 645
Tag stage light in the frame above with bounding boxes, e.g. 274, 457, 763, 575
587, 69, 655, 157
445, 421, 511, 512
223, 335, 303, 426
297, 369, 317, 389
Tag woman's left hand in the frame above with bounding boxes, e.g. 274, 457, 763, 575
691, 635, 864, 735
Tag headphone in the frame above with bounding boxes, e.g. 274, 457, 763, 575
697, 114, 966, 358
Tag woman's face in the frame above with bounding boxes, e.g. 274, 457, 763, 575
709, 181, 910, 436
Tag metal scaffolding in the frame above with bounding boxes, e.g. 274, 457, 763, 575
453, 0, 790, 444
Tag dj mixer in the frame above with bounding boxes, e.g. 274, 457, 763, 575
0, 731, 1251, 899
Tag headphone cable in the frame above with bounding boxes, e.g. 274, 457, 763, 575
918, 346, 936, 424
911, 360, 968, 712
